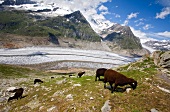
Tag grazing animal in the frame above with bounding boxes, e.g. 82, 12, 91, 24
34, 79, 43, 84
8, 88, 24, 102
51, 77, 54, 79
77, 71, 85, 78
104, 69, 137, 93
69, 74, 72, 77
95, 68, 107, 81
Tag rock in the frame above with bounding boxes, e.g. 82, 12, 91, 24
52, 91, 64, 97
145, 78, 151, 81
56, 78, 67, 85
73, 84, 81, 87
151, 51, 162, 66
101, 100, 111, 112
6, 87, 16, 92
39, 106, 44, 111
158, 51, 170, 69
0, 97, 7, 103
25, 100, 41, 109
34, 83, 40, 87
90, 97, 94, 100
2, 106, 11, 112
0, 91, 3, 96
157, 86, 170, 93
51, 98, 54, 101
66, 94, 73, 101
126, 88, 131, 93
152, 51, 170, 69
151, 108, 159, 112
47, 106, 57, 112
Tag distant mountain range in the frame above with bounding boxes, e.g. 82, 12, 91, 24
0, 1, 149, 57
144, 40, 170, 51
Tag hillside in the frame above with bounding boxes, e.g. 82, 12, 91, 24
0, 10, 101, 42
0, 54, 169, 112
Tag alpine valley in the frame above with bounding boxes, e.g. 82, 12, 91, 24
0, 0, 150, 57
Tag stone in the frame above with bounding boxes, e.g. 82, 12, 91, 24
56, 79, 67, 85
151, 108, 159, 112
0, 97, 7, 103
6, 87, 16, 92
126, 88, 132, 93
47, 106, 57, 112
159, 51, 170, 69
151, 51, 162, 66
66, 94, 73, 100
73, 84, 81, 87
101, 100, 111, 112
90, 97, 94, 100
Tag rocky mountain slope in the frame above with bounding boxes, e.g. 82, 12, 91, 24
102, 23, 142, 49
0, 10, 100, 41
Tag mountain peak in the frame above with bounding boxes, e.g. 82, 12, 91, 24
64, 10, 88, 24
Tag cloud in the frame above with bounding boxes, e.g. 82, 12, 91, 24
157, 0, 170, 7
143, 24, 153, 30
115, 14, 121, 18
123, 20, 129, 26
127, 12, 139, 19
135, 22, 144, 26
113, 13, 121, 18
131, 27, 170, 43
98, 5, 109, 15
130, 27, 157, 52
98, 5, 108, 11
33, 0, 112, 32
156, 7, 170, 19
123, 12, 139, 26
157, 31, 170, 38
134, 18, 145, 23
130, 27, 156, 43
34, 0, 110, 11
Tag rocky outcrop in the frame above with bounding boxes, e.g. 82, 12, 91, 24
151, 51, 163, 66
158, 51, 170, 69
151, 51, 170, 69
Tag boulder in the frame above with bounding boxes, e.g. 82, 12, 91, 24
101, 100, 111, 112
158, 51, 170, 69
151, 51, 170, 69
151, 51, 162, 66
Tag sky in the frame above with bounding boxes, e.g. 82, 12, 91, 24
98, 0, 170, 41
32, 0, 170, 42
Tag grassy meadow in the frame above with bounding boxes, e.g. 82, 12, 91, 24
0, 57, 170, 112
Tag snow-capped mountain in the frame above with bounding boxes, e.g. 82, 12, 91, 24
1, 0, 114, 34
0, 0, 155, 55
144, 40, 170, 51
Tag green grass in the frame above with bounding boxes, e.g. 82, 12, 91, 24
0, 10, 101, 42
0, 57, 170, 112
0, 64, 33, 78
